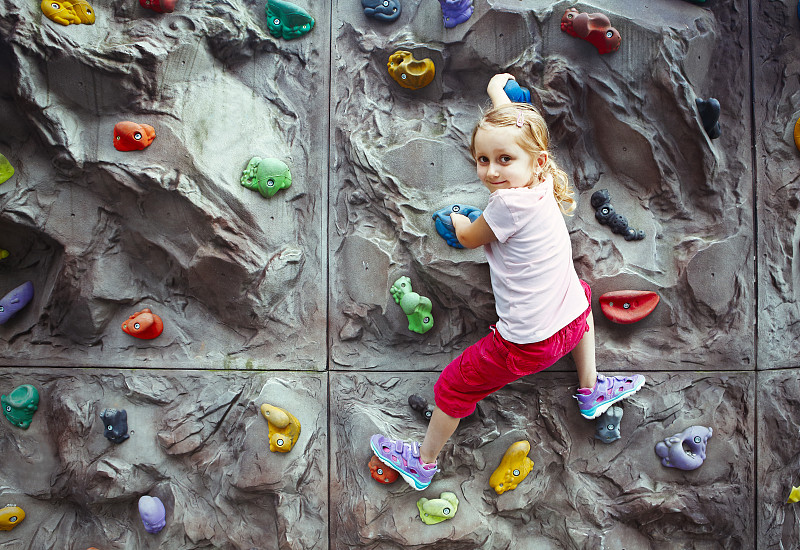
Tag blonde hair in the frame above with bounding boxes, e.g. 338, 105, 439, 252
469, 103, 575, 215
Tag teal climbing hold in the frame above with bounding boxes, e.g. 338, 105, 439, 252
265, 0, 314, 40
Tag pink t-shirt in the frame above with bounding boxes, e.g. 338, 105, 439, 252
481, 176, 589, 344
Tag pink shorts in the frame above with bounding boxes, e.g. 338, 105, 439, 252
434, 280, 592, 418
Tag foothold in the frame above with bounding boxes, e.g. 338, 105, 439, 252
600, 290, 659, 324
0, 505, 25, 531
265, 0, 315, 40
138, 495, 166, 534
417, 492, 458, 524
121, 308, 164, 339
260, 403, 301, 452
595, 406, 623, 443
387, 51, 435, 90
0, 250, 8, 260
100, 408, 130, 444
68, 0, 96, 23
390, 276, 434, 334
695, 98, 721, 139
41, 0, 95, 25
655, 425, 713, 471
113, 121, 156, 151
489, 440, 534, 495
503, 80, 531, 104
432, 204, 482, 249
560, 8, 620, 54
408, 394, 434, 422
438, 0, 473, 28
0, 154, 14, 185
240, 157, 292, 198
787, 486, 800, 504
590, 189, 645, 241
139, 0, 177, 13
793, 117, 800, 152
369, 455, 399, 484
1, 384, 39, 429
0, 281, 34, 325
361, 0, 400, 22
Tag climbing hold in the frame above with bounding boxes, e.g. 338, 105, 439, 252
260, 403, 301, 452
787, 486, 800, 504
0, 281, 34, 325
138, 495, 166, 534
503, 80, 531, 104
793, 117, 800, 152
67, 0, 95, 22
595, 406, 623, 443
560, 8, 620, 54
438, 0, 473, 28
408, 394, 434, 422
489, 440, 534, 495
265, 0, 315, 40
113, 121, 156, 151
655, 425, 712, 470
0, 250, 8, 260
100, 408, 130, 444
369, 455, 399, 484
432, 204, 482, 249
599, 291, 660, 324
139, 0, 177, 12
1, 384, 39, 429
590, 189, 645, 241
121, 308, 164, 339
695, 98, 721, 139
390, 276, 434, 334
41, 0, 95, 25
387, 51, 435, 90
0, 154, 14, 184
0, 505, 25, 531
240, 157, 292, 198
361, 0, 400, 22
417, 492, 458, 524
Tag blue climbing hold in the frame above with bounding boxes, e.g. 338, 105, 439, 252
695, 98, 721, 140
503, 80, 531, 104
432, 204, 482, 248
362, 0, 401, 22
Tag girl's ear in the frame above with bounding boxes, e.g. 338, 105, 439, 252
537, 152, 548, 168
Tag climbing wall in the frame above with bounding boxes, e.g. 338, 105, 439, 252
0, 0, 796, 547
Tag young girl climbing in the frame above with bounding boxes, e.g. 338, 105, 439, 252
370, 74, 645, 491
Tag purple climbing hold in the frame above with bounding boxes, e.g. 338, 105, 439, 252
0, 281, 34, 325
138, 495, 166, 534
654, 425, 713, 471
438, 0, 473, 28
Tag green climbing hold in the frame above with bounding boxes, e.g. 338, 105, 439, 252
390, 276, 434, 334
1, 384, 39, 429
0, 154, 14, 185
265, 0, 314, 40
417, 492, 458, 525
240, 157, 292, 198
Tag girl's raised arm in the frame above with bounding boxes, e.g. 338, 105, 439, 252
451, 213, 497, 249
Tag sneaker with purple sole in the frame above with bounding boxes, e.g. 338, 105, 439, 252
369, 434, 438, 490
575, 373, 645, 420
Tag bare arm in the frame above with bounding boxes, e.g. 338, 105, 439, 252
451, 213, 497, 249
487, 73, 515, 108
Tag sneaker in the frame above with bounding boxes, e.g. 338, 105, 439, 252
575, 373, 645, 420
369, 434, 438, 491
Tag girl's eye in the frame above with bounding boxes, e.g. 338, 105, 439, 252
478, 156, 488, 163
501, 156, 511, 162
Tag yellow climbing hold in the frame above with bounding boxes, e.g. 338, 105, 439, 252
787, 486, 800, 504
260, 403, 301, 453
0, 250, 8, 260
489, 440, 534, 495
0, 154, 13, 185
794, 117, 800, 153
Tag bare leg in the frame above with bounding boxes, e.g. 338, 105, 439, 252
572, 311, 598, 390
419, 407, 460, 464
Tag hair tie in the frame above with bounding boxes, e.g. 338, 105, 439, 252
515, 110, 525, 128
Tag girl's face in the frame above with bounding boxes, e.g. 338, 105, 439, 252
473, 125, 543, 193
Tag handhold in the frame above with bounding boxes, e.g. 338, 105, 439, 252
368, 455, 399, 484
121, 308, 164, 339
260, 403, 301, 452
0, 154, 14, 185
599, 290, 660, 324
560, 8, 620, 54
417, 492, 458, 524
41, 0, 94, 25
138, 495, 166, 534
240, 157, 292, 198
0, 250, 8, 260
438, 0, 473, 28
432, 204, 482, 249
390, 276, 434, 334
387, 51, 435, 90
0, 505, 25, 531
361, 0, 400, 22
1, 384, 39, 429
590, 189, 645, 241
793, 117, 800, 152
787, 486, 800, 504
654, 425, 713, 470
489, 440, 534, 495
100, 408, 130, 444
595, 406, 623, 443
68, 0, 95, 23
265, 0, 315, 40
695, 98, 721, 139
503, 80, 531, 104
0, 281, 34, 325
408, 394, 434, 422
139, 0, 177, 13
113, 121, 156, 151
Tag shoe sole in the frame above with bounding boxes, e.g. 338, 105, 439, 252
370, 439, 430, 491
581, 378, 645, 420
